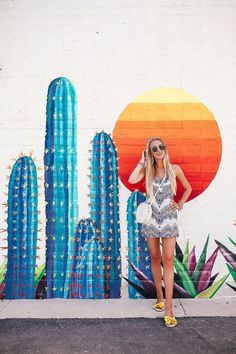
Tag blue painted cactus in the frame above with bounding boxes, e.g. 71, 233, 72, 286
44, 77, 78, 298
127, 191, 153, 298
69, 218, 102, 298
5, 156, 38, 299
89, 131, 121, 298
78, 236, 105, 299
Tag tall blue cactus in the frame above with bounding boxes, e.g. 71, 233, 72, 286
44, 77, 78, 298
6, 156, 38, 299
89, 131, 121, 298
78, 237, 105, 299
127, 191, 153, 298
69, 218, 101, 298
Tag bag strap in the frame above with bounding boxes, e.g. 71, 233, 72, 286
148, 174, 166, 206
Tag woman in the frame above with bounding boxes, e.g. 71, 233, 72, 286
128, 137, 192, 327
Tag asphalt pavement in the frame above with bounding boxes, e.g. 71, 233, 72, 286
0, 317, 235, 354
0, 298, 235, 354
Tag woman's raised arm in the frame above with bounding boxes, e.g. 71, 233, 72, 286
128, 150, 147, 184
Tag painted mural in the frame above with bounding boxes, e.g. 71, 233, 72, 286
112, 87, 222, 202
0, 78, 235, 300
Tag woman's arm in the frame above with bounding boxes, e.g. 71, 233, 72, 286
173, 164, 192, 207
128, 150, 146, 184
170, 164, 192, 210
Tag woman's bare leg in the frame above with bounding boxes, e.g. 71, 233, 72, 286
147, 237, 164, 302
161, 237, 176, 317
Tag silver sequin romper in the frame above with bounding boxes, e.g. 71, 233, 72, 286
140, 175, 179, 238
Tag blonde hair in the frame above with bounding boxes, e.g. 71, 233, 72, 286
144, 137, 176, 198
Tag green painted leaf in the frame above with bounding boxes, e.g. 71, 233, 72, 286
183, 239, 189, 269
196, 273, 229, 298
228, 237, 236, 248
0, 260, 7, 285
34, 263, 45, 289
191, 234, 210, 283
226, 263, 236, 282
174, 256, 197, 297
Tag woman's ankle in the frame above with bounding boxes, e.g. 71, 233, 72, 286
165, 305, 174, 316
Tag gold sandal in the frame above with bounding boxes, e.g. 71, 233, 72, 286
152, 301, 165, 312
164, 315, 178, 327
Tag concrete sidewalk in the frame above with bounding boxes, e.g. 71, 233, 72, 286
0, 298, 236, 319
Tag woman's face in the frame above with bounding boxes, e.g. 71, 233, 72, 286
149, 139, 166, 160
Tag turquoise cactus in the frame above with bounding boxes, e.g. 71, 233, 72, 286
77, 236, 105, 299
69, 218, 101, 298
89, 131, 121, 298
5, 156, 38, 299
44, 77, 78, 298
127, 191, 153, 298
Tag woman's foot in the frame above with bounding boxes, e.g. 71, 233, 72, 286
164, 315, 177, 327
164, 306, 177, 327
152, 299, 165, 312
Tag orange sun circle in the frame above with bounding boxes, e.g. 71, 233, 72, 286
112, 88, 222, 202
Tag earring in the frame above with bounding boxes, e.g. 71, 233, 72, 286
151, 156, 154, 164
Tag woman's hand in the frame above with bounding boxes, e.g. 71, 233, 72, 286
140, 149, 148, 164
128, 148, 147, 183
169, 200, 181, 211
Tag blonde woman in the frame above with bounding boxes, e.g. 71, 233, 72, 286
128, 137, 192, 327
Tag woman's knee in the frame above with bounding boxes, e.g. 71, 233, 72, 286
162, 255, 174, 267
150, 252, 161, 263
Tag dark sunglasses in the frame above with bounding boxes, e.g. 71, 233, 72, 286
151, 144, 166, 152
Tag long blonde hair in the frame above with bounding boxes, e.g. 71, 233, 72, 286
144, 137, 176, 198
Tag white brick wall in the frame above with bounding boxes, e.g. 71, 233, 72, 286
0, 0, 236, 297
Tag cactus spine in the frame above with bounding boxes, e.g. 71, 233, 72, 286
89, 131, 121, 298
6, 156, 38, 299
44, 77, 78, 298
127, 191, 153, 298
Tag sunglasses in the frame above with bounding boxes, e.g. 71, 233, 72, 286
151, 144, 166, 152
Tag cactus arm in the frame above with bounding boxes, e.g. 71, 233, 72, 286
127, 190, 152, 298
6, 157, 38, 299
78, 237, 105, 299
44, 77, 78, 298
90, 132, 121, 298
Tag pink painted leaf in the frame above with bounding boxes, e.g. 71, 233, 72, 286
215, 239, 236, 271
173, 282, 193, 298
122, 276, 151, 298
189, 245, 196, 276
127, 258, 156, 296
197, 247, 219, 293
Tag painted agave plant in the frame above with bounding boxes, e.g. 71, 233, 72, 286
124, 235, 229, 298
34, 263, 46, 299
0, 260, 7, 299
215, 237, 236, 292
